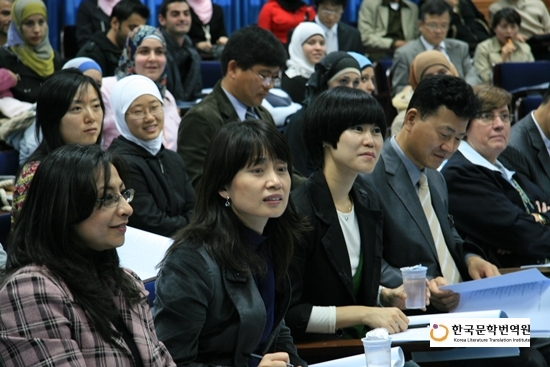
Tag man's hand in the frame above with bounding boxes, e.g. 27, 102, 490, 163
467, 256, 500, 280
381, 282, 430, 311
429, 277, 459, 311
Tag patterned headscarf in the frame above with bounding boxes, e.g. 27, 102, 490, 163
7, 0, 54, 77
115, 25, 168, 98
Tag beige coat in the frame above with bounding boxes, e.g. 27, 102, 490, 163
358, 0, 419, 49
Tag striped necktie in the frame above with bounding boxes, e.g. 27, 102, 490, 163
245, 107, 256, 120
418, 172, 462, 285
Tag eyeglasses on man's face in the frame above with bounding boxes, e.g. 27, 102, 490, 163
319, 8, 343, 16
423, 22, 450, 31
250, 69, 280, 87
96, 188, 135, 208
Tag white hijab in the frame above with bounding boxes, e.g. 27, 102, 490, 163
285, 22, 325, 79
111, 75, 164, 156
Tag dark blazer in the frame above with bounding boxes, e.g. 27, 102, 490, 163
441, 149, 550, 268
362, 142, 471, 288
154, 243, 307, 367
0, 48, 62, 103
177, 81, 275, 189
499, 113, 550, 200
287, 170, 383, 341
337, 22, 364, 54
108, 136, 196, 237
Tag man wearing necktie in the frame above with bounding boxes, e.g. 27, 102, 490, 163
312, 0, 363, 54
390, 0, 481, 95
362, 75, 499, 313
178, 26, 295, 190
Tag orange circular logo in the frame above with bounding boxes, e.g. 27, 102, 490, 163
430, 324, 449, 342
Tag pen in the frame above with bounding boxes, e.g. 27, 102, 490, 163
408, 323, 429, 329
248, 353, 294, 367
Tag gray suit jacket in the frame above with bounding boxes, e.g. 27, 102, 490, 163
391, 38, 481, 95
499, 112, 550, 200
362, 142, 471, 288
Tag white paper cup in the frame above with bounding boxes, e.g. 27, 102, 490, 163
400, 265, 427, 309
361, 337, 392, 367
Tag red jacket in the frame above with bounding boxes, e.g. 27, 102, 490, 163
258, 0, 316, 44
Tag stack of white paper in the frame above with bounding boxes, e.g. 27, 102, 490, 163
117, 226, 173, 282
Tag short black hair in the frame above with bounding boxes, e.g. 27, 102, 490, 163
111, 0, 149, 22
159, 0, 188, 18
314, 0, 347, 8
408, 74, 480, 121
303, 87, 386, 167
491, 7, 521, 29
220, 25, 287, 76
419, 0, 451, 21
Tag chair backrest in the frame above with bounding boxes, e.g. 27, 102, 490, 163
61, 25, 78, 61
493, 61, 550, 94
144, 279, 156, 308
200, 61, 223, 89
517, 94, 543, 121
0, 213, 10, 248
0, 150, 19, 176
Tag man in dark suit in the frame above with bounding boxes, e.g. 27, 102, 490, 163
391, 0, 480, 95
363, 75, 499, 312
500, 87, 550, 200
177, 25, 289, 189
313, 0, 363, 54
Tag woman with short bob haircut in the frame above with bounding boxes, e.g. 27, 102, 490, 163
11, 68, 104, 223
288, 87, 425, 342
1, 144, 175, 366
285, 51, 361, 177
154, 120, 308, 367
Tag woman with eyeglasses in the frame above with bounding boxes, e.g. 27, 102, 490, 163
101, 25, 181, 151
441, 85, 550, 268
108, 75, 195, 237
11, 68, 104, 225
0, 144, 176, 367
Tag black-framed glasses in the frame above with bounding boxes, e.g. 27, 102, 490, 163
96, 189, 135, 208
250, 69, 279, 87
